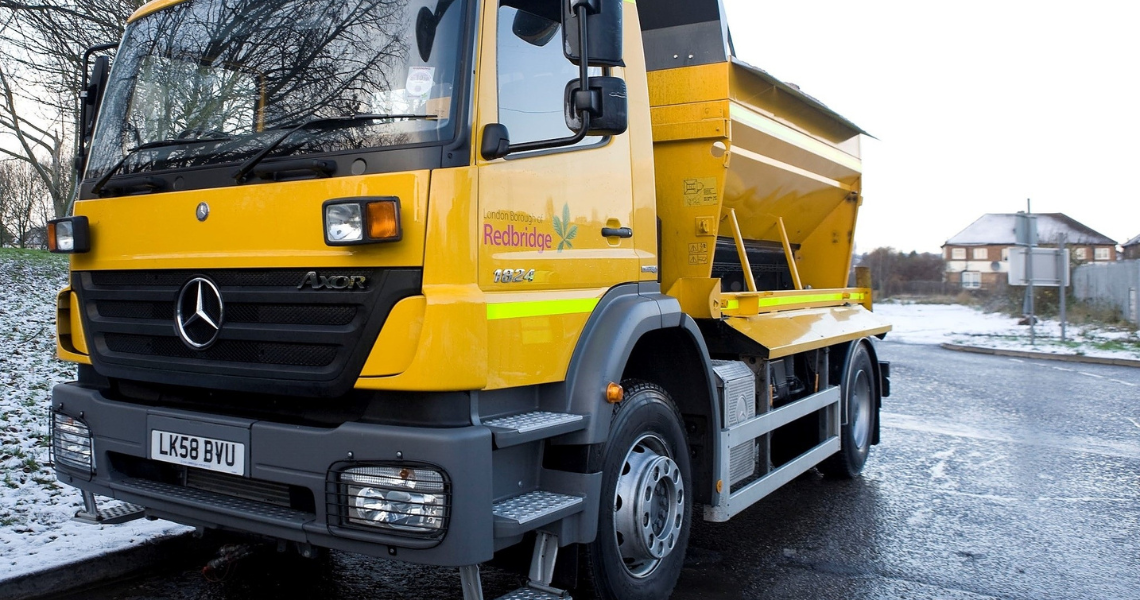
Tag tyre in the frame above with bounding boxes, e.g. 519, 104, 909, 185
819, 341, 877, 478
580, 381, 692, 600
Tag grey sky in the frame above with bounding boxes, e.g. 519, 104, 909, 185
722, 0, 1140, 253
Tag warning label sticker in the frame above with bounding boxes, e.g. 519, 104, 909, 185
687, 241, 710, 265
683, 178, 719, 206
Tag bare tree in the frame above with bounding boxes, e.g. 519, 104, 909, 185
0, 160, 50, 247
0, 1, 144, 217
0, 159, 13, 246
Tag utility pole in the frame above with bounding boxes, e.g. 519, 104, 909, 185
1024, 199, 1035, 346
1059, 235, 1066, 342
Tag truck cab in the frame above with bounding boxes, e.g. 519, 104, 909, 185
50, 1, 889, 599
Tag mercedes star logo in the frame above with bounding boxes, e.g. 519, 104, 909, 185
196, 202, 209, 222
175, 277, 224, 349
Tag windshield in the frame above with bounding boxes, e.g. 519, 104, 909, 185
86, 0, 466, 183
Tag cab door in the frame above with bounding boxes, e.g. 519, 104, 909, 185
475, 1, 639, 387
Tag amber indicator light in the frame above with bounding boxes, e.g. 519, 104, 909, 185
367, 201, 401, 240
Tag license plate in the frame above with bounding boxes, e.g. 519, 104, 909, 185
150, 430, 245, 476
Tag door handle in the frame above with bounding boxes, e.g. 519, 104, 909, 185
601, 227, 633, 238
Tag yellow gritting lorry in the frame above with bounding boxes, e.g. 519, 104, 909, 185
49, 0, 891, 598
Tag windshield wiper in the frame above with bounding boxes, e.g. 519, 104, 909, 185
232, 113, 437, 183
90, 136, 233, 195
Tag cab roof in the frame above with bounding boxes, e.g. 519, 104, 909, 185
129, 0, 189, 23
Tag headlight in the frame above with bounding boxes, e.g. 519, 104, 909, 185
339, 465, 448, 537
325, 203, 363, 243
323, 197, 401, 246
47, 217, 90, 253
53, 413, 94, 474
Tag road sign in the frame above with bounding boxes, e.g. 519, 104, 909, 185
1009, 247, 1069, 286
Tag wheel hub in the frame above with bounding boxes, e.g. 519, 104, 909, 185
851, 370, 872, 450
613, 433, 685, 578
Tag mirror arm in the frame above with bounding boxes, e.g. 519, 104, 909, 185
76, 42, 117, 178
504, 1, 593, 156
80, 42, 117, 91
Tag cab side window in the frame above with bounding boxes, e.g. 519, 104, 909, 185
497, 2, 600, 147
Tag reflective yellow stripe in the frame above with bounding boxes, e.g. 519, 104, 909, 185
486, 298, 599, 320
755, 293, 861, 308
721, 292, 865, 312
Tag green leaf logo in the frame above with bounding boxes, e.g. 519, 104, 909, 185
554, 203, 577, 252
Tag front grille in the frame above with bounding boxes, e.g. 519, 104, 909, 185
226, 304, 357, 326
97, 300, 173, 320
90, 269, 366, 288
95, 300, 356, 326
76, 267, 422, 396
104, 333, 338, 367
186, 469, 294, 508
108, 452, 317, 514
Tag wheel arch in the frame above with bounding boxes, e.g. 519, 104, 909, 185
554, 283, 720, 505
620, 322, 720, 505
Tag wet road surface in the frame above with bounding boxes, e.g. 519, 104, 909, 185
56, 342, 1140, 599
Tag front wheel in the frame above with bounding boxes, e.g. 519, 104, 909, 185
580, 381, 692, 600
819, 341, 878, 478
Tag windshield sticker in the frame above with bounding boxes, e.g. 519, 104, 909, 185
405, 67, 435, 99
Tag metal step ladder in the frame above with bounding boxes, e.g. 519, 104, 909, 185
73, 490, 147, 525
460, 531, 571, 600
483, 411, 587, 448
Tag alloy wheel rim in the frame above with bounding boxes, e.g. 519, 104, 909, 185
612, 432, 685, 578
851, 369, 872, 450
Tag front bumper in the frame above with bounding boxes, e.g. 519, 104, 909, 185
52, 382, 494, 566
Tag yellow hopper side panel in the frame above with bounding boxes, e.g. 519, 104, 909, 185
649, 62, 866, 294
723, 304, 891, 359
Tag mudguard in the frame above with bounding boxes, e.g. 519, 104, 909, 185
554, 283, 720, 448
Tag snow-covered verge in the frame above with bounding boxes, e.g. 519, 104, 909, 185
0, 249, 189, 581
876, 301, 1140, 361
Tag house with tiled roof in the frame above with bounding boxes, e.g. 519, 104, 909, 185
942, 213, 1117, 290
1124, 234, 1140, 260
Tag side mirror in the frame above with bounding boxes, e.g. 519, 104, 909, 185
562, 0, 623, 67
481, 123, 511, 160
497, 0, 624, 157
75, 54, 111, 175
564, 76, 627, 136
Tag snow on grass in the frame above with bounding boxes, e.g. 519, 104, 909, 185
877, 300, 1140, 361
0, 249, 190, 580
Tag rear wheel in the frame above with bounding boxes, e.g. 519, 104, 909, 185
820, 341, 877, 478
580, 381, 691, 600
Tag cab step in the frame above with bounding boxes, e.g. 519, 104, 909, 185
494, 531, 570, 599
493, 587, 568, 600
492, 490, 584, 538
73, 491, 146, 525
483, 411, 586, 448
460, 532, 571, 600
